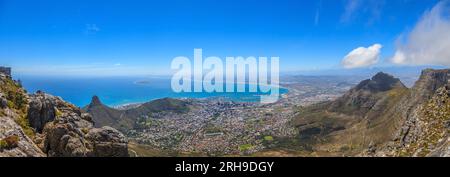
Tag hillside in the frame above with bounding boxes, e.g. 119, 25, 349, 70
84, 97, 191, 131
83, 96, 134, 131
0, 73, 44, 156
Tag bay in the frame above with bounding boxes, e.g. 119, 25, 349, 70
17, 76, 288, 107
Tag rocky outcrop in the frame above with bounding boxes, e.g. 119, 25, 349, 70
27, 92, 129, 157
85, 126, 129, 157
27, 91, 57, 133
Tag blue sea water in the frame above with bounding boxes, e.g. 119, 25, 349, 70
17, 76, 287, 107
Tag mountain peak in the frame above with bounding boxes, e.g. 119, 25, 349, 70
372, 72, 394, 82
354, 72, 405, 92
90, 95, 102, 106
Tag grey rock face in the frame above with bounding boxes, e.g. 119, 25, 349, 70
85, 126, 129, 157
411, 69, 450, 100
43, 120, 89, 157
0, 116, 45, 157
0, 94, 7, 109
27, 92, 57, 133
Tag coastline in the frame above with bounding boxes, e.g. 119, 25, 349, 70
110, 87, 290, 110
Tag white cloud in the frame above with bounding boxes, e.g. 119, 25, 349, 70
391, 1, 450, 66
342, 44, 382, 69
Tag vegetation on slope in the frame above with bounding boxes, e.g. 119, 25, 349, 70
0, 76, 34, 138
397, 86, 450, 156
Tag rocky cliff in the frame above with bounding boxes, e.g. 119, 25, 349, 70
0, 73, 129, 157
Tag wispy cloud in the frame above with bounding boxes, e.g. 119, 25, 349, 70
341, 0, 361, 23
314, 9, 320, 26
314, 0, 322, 26
391, 0, 450, 66
342, 44, 382, 69
340, 0, 385, 25
85, 24, 100, 35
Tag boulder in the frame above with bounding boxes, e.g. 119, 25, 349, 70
85, 126, 129, 157
27, 92, 57, 132
0, 97, 7, 109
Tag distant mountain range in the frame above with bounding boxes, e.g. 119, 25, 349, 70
283, 65, 448, 87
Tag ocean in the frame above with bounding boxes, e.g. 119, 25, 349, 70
17, 76, 288, 107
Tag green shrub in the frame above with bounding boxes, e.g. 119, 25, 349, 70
0, 135, 19, 149
0, 77, 35, 138
239, 144, 253, 151
0, 140, 7, 149
55, 108, 63, 117
81, 128, 90, 134
6, 100, 14, 109
16, 115, 34, 138
340, 146, 350, 152
264, 136, 274, 141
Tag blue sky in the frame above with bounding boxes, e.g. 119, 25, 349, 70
0, 0, 447, 76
